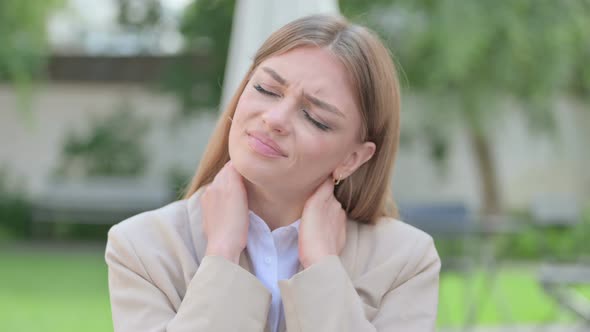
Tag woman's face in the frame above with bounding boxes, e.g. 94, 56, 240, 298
228, 46, 375, 195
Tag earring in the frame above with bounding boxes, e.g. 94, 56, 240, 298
333, 175, 342, 186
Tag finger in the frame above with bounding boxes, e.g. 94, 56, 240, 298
314, 177, 335, 201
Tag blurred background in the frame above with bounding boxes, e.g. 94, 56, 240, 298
1, 0, 589, 331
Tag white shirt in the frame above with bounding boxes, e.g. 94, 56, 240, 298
246, 210, 301, 332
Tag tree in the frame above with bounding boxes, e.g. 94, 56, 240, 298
0, 0, 63, 121
341, 0, 590, 214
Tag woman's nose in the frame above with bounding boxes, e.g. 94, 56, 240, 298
261, 101, 294, 135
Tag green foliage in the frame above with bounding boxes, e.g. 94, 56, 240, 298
54, 102, 151, 178
433, 204, 590, 264
0, 0, 63, 118
343, 0, 590, 134
0, 166, 32, 238
494, 207, 590, 262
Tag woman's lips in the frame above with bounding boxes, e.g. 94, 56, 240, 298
247, 132, 286, 158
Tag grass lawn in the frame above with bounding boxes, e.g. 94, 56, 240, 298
0, 246, 588, 331
0, 246, 112, 332
438, 268, 588, 327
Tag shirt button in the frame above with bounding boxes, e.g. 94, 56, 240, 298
264, 256, 272, 264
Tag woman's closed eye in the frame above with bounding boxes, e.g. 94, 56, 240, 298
253, 84, 331, 131
253, 83, 279, 97
302, 109, 330, 131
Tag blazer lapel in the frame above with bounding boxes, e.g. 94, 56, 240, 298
238, 249, 254, 273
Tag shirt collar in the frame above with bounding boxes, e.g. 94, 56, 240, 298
248, 210, 301, 234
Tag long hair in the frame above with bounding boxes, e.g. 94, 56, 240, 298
182, 14, 401, 224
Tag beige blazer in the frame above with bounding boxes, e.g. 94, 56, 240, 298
105, 188, 441, 332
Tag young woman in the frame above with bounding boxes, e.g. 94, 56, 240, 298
106, 14, 440, 332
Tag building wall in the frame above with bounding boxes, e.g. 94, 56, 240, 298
0, 83, 216, 196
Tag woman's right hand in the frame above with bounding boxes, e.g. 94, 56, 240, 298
201, 160, 250, 264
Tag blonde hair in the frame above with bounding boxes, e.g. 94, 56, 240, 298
183, 14, 401, 224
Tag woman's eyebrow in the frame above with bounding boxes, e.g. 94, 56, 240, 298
262, 67, 287, 85
261, 66, 345, 119
304, 94, 345, 118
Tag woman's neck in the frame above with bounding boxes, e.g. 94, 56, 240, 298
244, 181, 305, 231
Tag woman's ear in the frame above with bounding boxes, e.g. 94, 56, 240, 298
333, 141, 376, 179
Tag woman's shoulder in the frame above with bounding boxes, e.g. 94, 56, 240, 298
347, 216, 440, 282
105, 197, 202, 272
105, 197, 204, 307
353, 216, 436, 255
341, 217, 441, 318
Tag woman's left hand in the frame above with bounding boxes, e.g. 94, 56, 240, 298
299, 177, 347, 269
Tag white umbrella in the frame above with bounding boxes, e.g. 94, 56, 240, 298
220, 0, 339, 110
